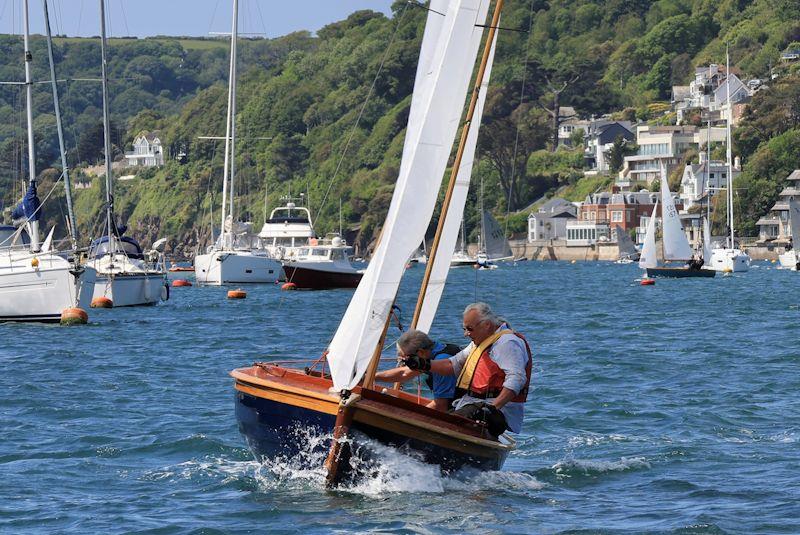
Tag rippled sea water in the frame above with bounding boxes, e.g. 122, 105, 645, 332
2, 261, 799, 534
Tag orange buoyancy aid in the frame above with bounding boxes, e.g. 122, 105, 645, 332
455, 329, 532, 403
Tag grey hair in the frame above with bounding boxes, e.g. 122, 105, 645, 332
463, 302, 505, 327
396, 329, 435, 355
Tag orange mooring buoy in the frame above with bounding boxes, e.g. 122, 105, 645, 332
640, 278, 655, 286
60, 307, 88, 325
91, 296, 113, 308
281, 282, 297, 291
227, 289, 247, 299
172, 279, 192, 287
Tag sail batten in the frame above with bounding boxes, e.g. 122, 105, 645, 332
326, 0, 491, 391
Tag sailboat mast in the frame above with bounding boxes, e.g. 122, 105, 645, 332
22, 0, 39, 251
479, 173, 485, 253
43, 0, 77, 249
706, 114, 711, 238
99, 0, 114, 245
725, 47, 735, 248
220, 0, 238, 244
410, 0, 504, 329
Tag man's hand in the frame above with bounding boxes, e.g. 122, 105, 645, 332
402, 354, 431, 372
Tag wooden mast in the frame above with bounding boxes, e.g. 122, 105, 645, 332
410, 0, 504, 329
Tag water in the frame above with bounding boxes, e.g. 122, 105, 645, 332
2, 261, 799, 534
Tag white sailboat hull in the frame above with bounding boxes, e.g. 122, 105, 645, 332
88, 253, 168, 306
778, 250, 799, 270
0, 252, 97, 321
708, 248, 751, 272
194, 250, 281, 285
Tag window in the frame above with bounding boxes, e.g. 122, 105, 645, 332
611, 211, 623, 222
626, 211, 631, 222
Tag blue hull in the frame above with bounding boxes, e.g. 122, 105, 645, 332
235, 391, 508, 475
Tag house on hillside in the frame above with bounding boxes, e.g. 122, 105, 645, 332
679, 152, 740, 211
757, 170, 800, 242
125, 131, 164, 167
672, 64, 751, 123
583, 119, 634, 174
557, 107, 589, 148
527, 198, 577, 242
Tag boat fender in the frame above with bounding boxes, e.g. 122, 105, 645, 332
162, 282, 170, 301
31, 257, 39, 268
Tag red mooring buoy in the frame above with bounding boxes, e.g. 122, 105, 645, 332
172, 279, 192, 287
640, 278, 656, 286
91, 296, 113, 308
60, 307, 88, 325
227, 289, 247, 299
281, 282, 297, 291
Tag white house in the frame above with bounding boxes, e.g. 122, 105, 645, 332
672, 65, 751, 123
125, 131, 164, 167
528, 198, 577, 242
757, 170, 800, 242
679, 152, 740, 211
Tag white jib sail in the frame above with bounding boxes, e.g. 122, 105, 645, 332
415, 20, 498, 333
702, 218, 713, 262
639, 203, 659, 270
660, 167, 693, 261
327, 0, 491, 391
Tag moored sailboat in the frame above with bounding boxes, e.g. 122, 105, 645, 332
194, 0, 281, 285
231, 0, 514, 483
0, 0, 96, 322
86, 0, 168, 306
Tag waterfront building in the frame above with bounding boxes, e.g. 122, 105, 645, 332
124, 131, 164, 167
528, 198, 577, 242
757, 170, 800, 242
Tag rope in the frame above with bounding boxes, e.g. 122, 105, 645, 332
315, 1, 411, 220
502, 0, 536, 240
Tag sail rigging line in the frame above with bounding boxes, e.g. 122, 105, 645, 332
502, 0, 536, 242
411, 0, 504, 329
314, 1, 412, 224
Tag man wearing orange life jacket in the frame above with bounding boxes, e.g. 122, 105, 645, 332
403, 302, 532, 436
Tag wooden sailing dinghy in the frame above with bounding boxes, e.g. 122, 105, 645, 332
232, 0, 517, 484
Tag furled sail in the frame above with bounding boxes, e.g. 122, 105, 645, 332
326, 0, 491, 391
639, 203, 658, 270
11, 182, 41, 225
660, 170, 693, 261
415, 22, 498, 333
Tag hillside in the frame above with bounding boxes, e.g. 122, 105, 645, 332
2, 0, 800, 255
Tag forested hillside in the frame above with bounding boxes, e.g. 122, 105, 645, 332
2, 0, 799, 255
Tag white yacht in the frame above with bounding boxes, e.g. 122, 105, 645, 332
0, 226, 96, 322
257, 199, 314, 261
193, 1, 280, 285
0, 1, 95, 322
87, 2, 169, 306
282, 235, 363, 289
87, 235, 168, 306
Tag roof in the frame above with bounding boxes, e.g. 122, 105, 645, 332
538, 197, 574, 214
785, 170, 800, 182
137, 130, 161, 143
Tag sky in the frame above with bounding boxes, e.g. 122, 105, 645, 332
0, 0, 395, 38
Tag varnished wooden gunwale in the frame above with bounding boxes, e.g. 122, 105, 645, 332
231, 365, 514, 453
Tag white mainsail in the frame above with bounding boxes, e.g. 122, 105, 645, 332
327, 0, 490, 391
639, 203, 659, 270
415, 21, 498, 333
660, 167, 693, 261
